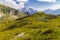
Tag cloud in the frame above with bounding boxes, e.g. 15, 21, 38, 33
0, 0, 59, 11
0, 0, 18, 9
0, 0, 28, 9
16, 0, 28, 2
18, 3, 25, 9
37, 0, 56, 2
16, 0, 28, 9
37, 4, 60, 11
36, 8, 48, 11
49, 4, 60, 10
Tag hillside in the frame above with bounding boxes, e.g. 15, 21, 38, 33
0, 4, 15, 13
0, 4, 27, 20
0, 12, 60, 40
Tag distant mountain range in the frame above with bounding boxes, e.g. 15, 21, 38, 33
21, 7, 37, 15
21, 7, 60, 15
44, 9, 60, 15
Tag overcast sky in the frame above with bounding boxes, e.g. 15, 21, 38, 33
0, 0, 60, 11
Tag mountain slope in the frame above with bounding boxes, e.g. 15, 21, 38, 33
0, 4, 27, 20
0, 12, 60, 40
0, 4, 16, 13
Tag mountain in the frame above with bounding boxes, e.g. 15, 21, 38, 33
44, 9, 60, 15
0, 4, 27, 20
1, 4, 60, 40
53, 9, 60, 14
0, 12, 60, 40
44, 9, 54, 14
21, 7, 37, 15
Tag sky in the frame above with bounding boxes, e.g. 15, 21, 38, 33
0, 0, 60, 11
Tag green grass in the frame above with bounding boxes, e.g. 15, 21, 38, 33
0, 13, 60, 40
0, 11, 60, 40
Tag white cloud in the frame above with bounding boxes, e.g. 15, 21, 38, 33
37, 4, 60, 11
0, 0, 28, 9
36, 8, 48, 11
37, 0, 56, 2
16, 0, 28, 9
18, 3, 25, 9
0, 0, 18, 9
6, 0, 18, 9
49, 4, 60, 10
16, 0, 28, 2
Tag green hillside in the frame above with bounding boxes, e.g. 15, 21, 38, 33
0, 12, 60, 40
